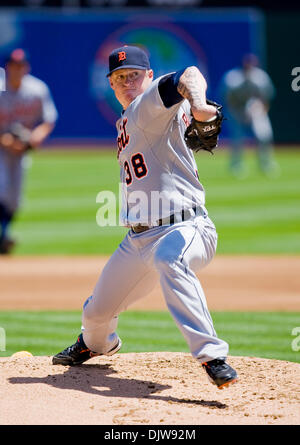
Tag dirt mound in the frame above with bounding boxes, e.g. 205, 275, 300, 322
0, 352, 299, 425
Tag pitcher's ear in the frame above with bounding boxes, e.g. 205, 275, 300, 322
108, 76, 115, 89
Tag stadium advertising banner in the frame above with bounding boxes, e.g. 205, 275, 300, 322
0, 9, 264, 142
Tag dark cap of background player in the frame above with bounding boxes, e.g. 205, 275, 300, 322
5, 48, 30, 65
107, 45, 150, 77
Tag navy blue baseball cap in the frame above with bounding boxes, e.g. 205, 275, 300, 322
5, 48, 30, 65
107, 45, 150, 77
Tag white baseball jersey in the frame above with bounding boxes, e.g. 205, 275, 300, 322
117, 76, 206, 227
0, 74, 58, 132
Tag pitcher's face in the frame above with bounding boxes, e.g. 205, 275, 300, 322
109, 68, 153, 109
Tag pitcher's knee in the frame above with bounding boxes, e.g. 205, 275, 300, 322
154, 249, 179, 272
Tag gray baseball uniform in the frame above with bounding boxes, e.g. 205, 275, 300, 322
0, 73, 58, 213
82, 75, 229, 363
220, 63, 276, 174
222, 65, 274, 139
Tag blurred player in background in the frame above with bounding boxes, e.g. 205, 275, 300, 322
0, 49, 58, 254
220, 53, 278, 177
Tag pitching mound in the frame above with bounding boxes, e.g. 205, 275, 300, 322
0, 352, 299, 425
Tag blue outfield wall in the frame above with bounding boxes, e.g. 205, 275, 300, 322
0, 8, 264, 143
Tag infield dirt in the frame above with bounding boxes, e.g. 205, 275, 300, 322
0, 255, 299, 311
0, 255, 299, 425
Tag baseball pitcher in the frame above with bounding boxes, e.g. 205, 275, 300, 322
53, 45, 238, 389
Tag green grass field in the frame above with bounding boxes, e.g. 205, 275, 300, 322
2, 146, 300, 363
11, 146, 300, 255
0, 310, 299, 363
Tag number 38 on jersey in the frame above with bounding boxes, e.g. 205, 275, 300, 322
124, 153, 148, 186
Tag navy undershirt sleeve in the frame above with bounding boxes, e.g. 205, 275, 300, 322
158, 69, 186, 108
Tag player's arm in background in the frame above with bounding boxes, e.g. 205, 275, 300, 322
29, 122, 55, 148
257, 69, 276, 112
29, 82, 58, 149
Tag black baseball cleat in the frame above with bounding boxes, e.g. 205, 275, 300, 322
202, 357, 238, 389
52, 333, 122, 366
0, 237, 16, 254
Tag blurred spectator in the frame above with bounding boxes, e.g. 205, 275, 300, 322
220, 54, 279, 177
0, 48, 58, 254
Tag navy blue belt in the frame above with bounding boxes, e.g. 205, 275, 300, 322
131, 206, 205, 234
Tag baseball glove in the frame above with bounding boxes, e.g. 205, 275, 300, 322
184, 99, 224, 154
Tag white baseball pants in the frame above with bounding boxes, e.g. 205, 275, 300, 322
81, 214, 229, 363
